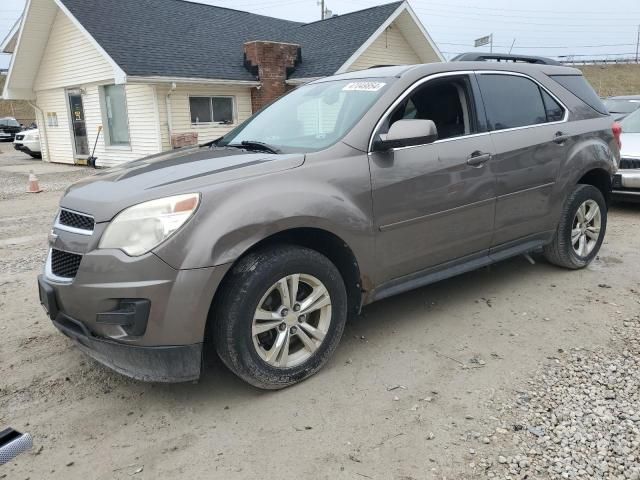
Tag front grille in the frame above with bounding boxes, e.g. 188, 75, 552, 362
620, 158, 640, 170
51, 249, 82, 278
58, 209, 95, 232
15, 134, 24, 141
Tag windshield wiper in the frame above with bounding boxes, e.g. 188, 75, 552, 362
226, 141, 281, 154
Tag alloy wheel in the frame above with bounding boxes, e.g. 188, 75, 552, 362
571, 199, 601, 257
252, 274, 332, 368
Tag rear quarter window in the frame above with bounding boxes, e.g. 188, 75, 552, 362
549, 75, 608, 115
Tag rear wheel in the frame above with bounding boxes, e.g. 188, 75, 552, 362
213, 245, 347, 389
544, 184, 607, 269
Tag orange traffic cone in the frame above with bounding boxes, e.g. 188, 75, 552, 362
26, 170, 43, 193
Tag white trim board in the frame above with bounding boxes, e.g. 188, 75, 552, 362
127, 76, 261, 86
335, 1, 444, 75
0, 15, 22, 53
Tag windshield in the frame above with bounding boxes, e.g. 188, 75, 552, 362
218, 79, 392, 153
621, 108, 640, 133
604, 99, 640, 114
0, 118, 20, 127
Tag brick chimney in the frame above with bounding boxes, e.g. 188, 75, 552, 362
244, 41, 301, 113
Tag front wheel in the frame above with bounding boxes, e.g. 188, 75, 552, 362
213, 245, 348, 389
544, 184, 607, 269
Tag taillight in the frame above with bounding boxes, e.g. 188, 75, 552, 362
612, 122, 622, 150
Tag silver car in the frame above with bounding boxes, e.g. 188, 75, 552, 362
613, 108, 640, 200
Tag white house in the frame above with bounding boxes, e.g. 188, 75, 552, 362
2, 0, 443, 166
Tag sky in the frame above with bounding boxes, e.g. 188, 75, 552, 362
1, 0, 639, 70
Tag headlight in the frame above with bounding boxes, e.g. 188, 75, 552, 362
99, 193, 200, 256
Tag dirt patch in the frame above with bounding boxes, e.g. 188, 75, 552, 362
1, 148, 639, 479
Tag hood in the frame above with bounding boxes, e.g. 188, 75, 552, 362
61, 146, 305, 222
621, 132, 640, 158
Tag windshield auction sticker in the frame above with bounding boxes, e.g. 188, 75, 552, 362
342, 81, 386, 92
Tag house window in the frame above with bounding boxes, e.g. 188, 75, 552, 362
47, 112, 58, 127
102, 84, 130, 146
189, 96, 234, 124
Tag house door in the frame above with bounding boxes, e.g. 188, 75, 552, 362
67, 90, 89, 157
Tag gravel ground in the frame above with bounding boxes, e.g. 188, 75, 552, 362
485, 306, 640, 480
1, 140, 639, 479
0, 141, 92, 200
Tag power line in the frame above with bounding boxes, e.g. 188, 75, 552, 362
410, 0, 637, 16
411, 8, 640, 28
410, 5, 638, 23
438, 42, 637, 49
441, 50, 639, 58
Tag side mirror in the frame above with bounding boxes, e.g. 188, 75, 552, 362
373, 119, 438, 151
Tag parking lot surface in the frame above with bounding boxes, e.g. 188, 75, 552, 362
1, 142, 639, 479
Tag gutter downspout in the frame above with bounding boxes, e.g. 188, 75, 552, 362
28, 100, 50, 162
165, 82, 177, 148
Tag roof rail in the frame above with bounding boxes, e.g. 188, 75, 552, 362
451, 52, 561, 66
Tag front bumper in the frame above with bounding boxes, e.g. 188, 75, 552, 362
38, 243, 230, 382
613, 171, 640, 200
43, 292, 202, 382
14, 140, 40, 155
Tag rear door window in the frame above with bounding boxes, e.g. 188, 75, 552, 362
550, 75, 607, 115
477, 74, 547, 131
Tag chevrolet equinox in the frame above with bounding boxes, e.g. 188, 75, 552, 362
38, 58, 620, 389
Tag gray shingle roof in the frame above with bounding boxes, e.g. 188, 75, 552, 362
59, 0, 403, 81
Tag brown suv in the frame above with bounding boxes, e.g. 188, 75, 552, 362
38, 57, 619, 389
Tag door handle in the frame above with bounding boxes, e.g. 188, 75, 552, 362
553, 132, 569, 144
467, 151, 491, 167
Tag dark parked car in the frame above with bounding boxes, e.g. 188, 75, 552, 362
603, 95, 640, 121
0, 117, 22, 141
38, 56, 619, 389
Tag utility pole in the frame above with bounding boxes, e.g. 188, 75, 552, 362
490, 33, 494, 53
636, 24, 639, 64
509, 38, 516, 54
319, 0, 325, 20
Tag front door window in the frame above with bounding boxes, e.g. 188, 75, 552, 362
68, 91, 89, 157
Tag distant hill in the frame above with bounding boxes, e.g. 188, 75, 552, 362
578, 64, 640, 98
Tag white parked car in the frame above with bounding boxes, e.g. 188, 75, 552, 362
613, 109, 640, 201
13, 128, 41, 159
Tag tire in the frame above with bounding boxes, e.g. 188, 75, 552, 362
213, 245, 348, 389
544, 184, 607, 269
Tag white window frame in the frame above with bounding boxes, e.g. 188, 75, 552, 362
189, 95, 236, 126
100, 84, 132, 150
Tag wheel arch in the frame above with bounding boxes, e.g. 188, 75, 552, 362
577, 168, 612, 206
208, 227, 365, 327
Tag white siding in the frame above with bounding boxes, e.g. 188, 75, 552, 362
348, 22, 422, 72
156, 84, 253, 150
86, 84, 162, 168
28, 8, 161, 166
34, 9, 114, 91
35, 84, 162, 166
35, 88, 74, 164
